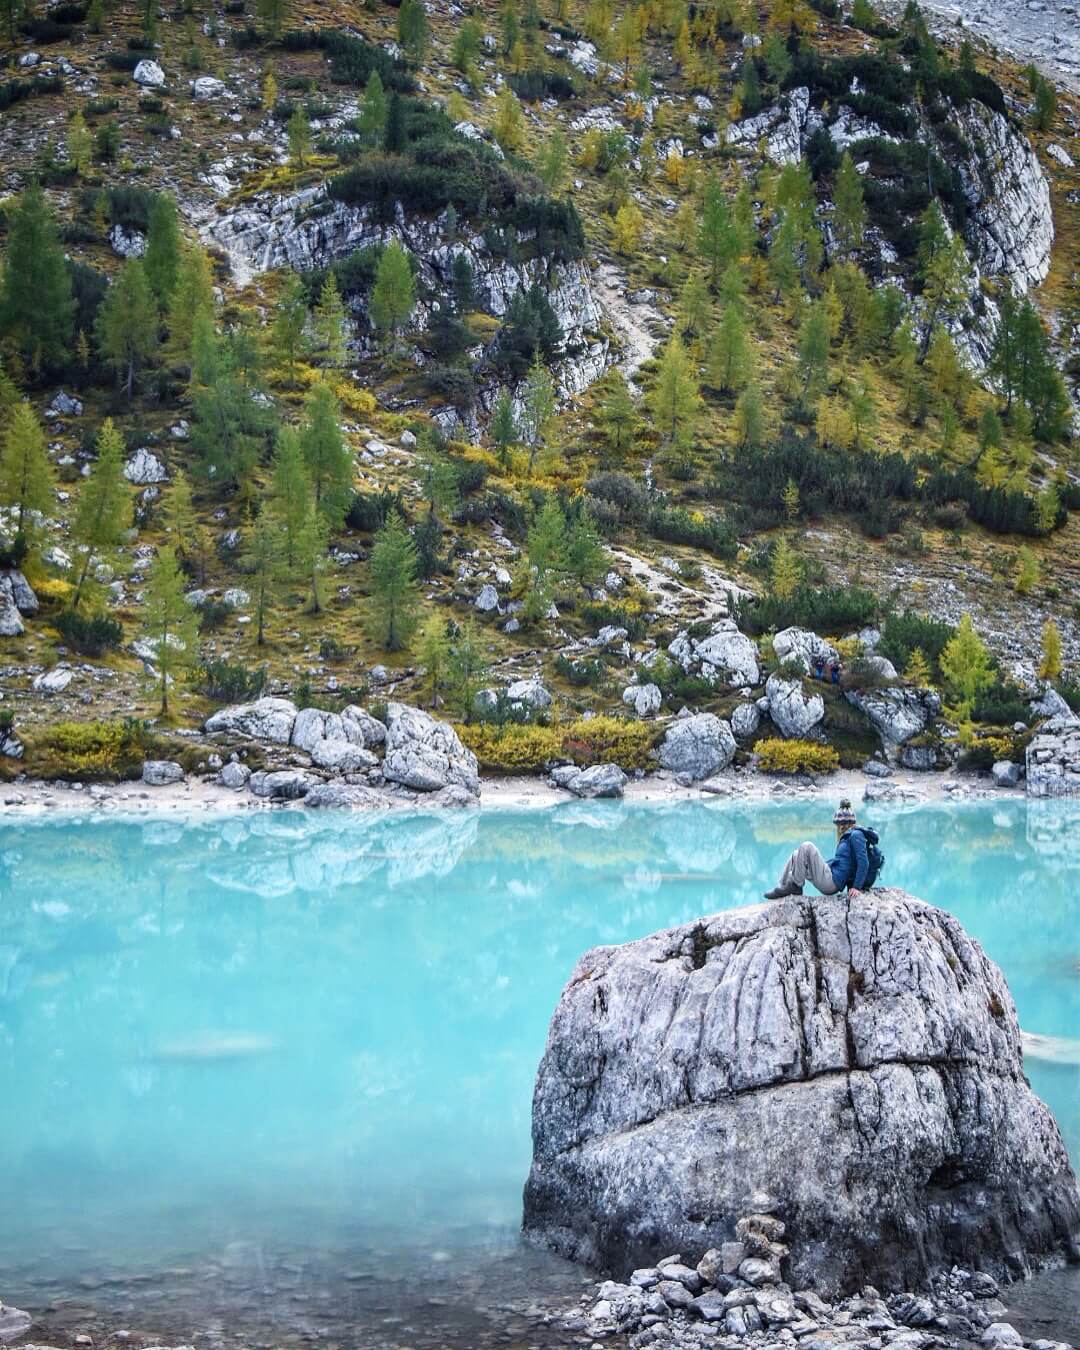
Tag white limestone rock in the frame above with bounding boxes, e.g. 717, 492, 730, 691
205, 696, 298, 744
381, 702, 479, 795
657, 714, 737, 780
764, 674, 824, 739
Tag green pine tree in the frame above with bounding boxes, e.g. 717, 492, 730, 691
241, 510, 281, 646
706, 304, 751, 394
397, 0, 429, 60
490, 388, 518, 468
521, 355, 556, 472
734, 380, 765, 448
939, 613, 993, 716
357, 70, 387, 145
162, 469, 209, 583
269, 425, 312, 571
315, 272, 349, 368
416, 611, 452, 707
651, 333, 701, 450
566, 504, 605, 587
295, 499, 329, 614
271, 273, 309, 385
287, 104, 311, 167
599, 368, 639, 459
167, 243, 215, 368
832, 152, 867, 254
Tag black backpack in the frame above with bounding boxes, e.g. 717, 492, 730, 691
850, 826, 885, 887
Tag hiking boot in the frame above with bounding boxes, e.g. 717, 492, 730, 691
763, 884, 803, 900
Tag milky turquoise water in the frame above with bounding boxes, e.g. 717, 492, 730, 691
1, 799, 1078, 1345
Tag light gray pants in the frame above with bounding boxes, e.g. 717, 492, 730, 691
778, 841, 839, 895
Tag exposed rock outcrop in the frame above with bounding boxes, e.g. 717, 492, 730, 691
523, 890, 1080, 1296
773, 628, 838, 675
1026, 714, 1080, 797
141, 760, 184, 786
204, 190, 609, 404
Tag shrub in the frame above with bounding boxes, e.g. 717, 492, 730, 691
54, 610, 123, 657
346, 488, 407, 533
0, 75, 64, 111
958, 733, 1019, 771
33, 718, 153, 780
555, 654, 606, 687
736, 585, 878, 637
460, 716, 658, 774
0, 535, 29, 569
647, 504, 737, 560
972, 682, 1030, 727
755, 738, 840, 775
876, 610, 954, 678
199, 660, 268, 703
580, 602, 647, 642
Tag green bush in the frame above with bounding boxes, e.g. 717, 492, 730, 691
876, 610, 954, 679
199, 660, 268, 703
736, 586, 878, 637
33, 718, 153, 780
54, 610, 123, 657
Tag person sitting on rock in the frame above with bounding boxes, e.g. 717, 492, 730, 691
764, 799, 869, 900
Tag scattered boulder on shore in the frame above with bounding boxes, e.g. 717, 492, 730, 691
523, 889, 1080, 1297
205, 696, 298, 744
381, 702, 479, 796
551, 762, 628, 798
846, 687, 942, 753
657, 714, 736, 781
141, 760, 184, 786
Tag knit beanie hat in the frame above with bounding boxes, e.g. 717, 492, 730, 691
833, 799, 857, 831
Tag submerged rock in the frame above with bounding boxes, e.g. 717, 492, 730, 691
523, 889, 1080, 1296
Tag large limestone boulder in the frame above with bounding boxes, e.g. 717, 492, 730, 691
668, 619, 759, 689
773, 627, 838, 674
846, 687, 942, 751
764, 673, 824, 738
0, 575, 24, 636
205, 696, 298, 744
523, 890, 1080, 1297
657, 714, 736, 780
381, 702, 479, 795
1026, 715, 1080, 798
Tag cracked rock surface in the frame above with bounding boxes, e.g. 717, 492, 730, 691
523, 890, 1080, 1297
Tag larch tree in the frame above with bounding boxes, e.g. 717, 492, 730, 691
796, 299, 831, 411
447, 620, 490, 721
95, 260, 159, 400
1038, 618, 1062, 683
903, 647, 933, 687
144, 193, 181, 307
295, 500, 329, 614
0, 181, 74, 375
698, 174, 737, 287
769, 534, 801, 600
651, 333, 701, 451
536, 129, 569, 192
271, 273, 309, 385
565, 504, 605, 587
300, 380, 352, 525
707, 304, 751, 394
521, 355, 556, 472
490, 388, 518, 468
256, 0, 288, 38
287, 104, 311, 167
397, 0, 429, 60
67, 110, 92, 174
599, 368, 639, 459
524, 495, 568, 622
369, 509, 419, 651
492, 85, 527, 154
241, 511, 280, 646
0, 401, 55, 540
167, 244, 215, 368
832, 152, 867, 255
939, 613, 994, 716
734, 380, 765, 448
269, 426, 312, 571
357, 70, 387, 145
370, 242, 416, 352
416, 612, 452, 708
142, 545, 199, 716
72, 419, 130, 610
315, 272, 349, 368
162, 469, 209, 583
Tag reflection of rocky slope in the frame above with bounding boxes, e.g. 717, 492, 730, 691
524, 889, 1080, 1295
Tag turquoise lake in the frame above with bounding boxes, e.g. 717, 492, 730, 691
1, 798, 1078, 1347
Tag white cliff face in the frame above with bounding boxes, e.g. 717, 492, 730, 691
953, 101, 1054, 293
203, 188, 610, 405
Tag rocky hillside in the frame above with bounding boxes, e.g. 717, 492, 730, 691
1, 0, 1080, 784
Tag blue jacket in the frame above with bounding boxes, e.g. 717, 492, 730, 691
828, 828, 869, 891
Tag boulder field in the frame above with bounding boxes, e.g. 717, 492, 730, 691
523, 890, 1080, 1298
